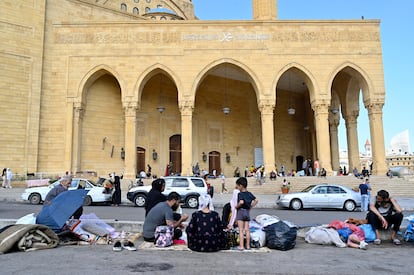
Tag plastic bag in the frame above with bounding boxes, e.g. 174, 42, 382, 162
337, 227, 353, 242
15, 213, 36, 224
264, 220, 297, 251
358, 224, 376, 243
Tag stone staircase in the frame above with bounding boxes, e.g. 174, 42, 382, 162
208, 175, 414, 197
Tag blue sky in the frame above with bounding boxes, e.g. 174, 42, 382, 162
192, 0, 413, 153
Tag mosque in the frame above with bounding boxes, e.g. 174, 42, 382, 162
0, 0, 387, 179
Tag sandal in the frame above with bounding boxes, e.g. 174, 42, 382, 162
393, 239, 401, 245
374, 239, 381, 245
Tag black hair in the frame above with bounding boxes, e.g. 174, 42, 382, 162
167, 191, 181, 201
151, 178, 165, 192
236, 177, 248, 188
377, 189, 389, 199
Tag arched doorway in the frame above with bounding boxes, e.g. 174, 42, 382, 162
208, 151, 221, 176
169, 135, 181, 174
136, 147, 146, 176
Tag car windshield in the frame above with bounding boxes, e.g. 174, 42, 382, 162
301, 185, 316, 192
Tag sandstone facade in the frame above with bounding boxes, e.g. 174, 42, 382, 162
0, 0, 386, 179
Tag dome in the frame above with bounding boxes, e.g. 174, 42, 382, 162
146, 7, 177, 15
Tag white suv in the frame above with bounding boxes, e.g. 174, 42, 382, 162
126, 176, 208, 208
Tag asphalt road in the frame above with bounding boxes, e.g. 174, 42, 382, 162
2, 201, 413, 228
0, 201, 366, 225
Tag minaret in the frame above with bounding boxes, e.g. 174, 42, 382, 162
253, 0, 277, 20
365, 139, 372, 157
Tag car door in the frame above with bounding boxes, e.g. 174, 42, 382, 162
309, 186, 329, 208
327, 186, 347, 208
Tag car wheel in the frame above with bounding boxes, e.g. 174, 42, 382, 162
83, 195, 92, 206
344, 200, 356, 212
290, 199, 302, 210
134, 194, 147, 207
186, 195, 199, 208
29, 193, 41, 205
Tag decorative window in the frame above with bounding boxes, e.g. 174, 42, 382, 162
121, 3, 127, 11
145, 7, 150, 13
133, 7, 139, 14
146, 0, 151, 3
160, 16, 167, 20
151, 16, 156, 20
134, 0, 139, 3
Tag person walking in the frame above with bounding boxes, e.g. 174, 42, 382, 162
1, 168, 6, 188
359, 178, 370, 212
110, 172, 122, 206
4, 168, 13, 188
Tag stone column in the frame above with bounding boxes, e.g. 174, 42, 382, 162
312, 102, 333, 174
72, 101, 84, 174
259, 103, 276, 173
345, 111, 360, 172
367, 102, 387, 175
180, 102, 194, 176
123, 102, 138, 179
328, 116, 340, 171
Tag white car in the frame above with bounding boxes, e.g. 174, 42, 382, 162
127, 176, 208, 208
276, 184, 362, 212
21, 178, 113, 206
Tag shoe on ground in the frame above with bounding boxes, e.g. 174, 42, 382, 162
374, 239, 381, 245
359, 241, 368, 250
122, 241, 137, 251
113, 241, 122, 252
393, 239, 401, 245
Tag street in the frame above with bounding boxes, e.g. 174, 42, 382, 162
1, 201, 414, 274
1, 201, 371, 226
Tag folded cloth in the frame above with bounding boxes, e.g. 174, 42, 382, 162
0, 224, 59, 254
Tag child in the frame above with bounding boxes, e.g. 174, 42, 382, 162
235, 177, 258, 250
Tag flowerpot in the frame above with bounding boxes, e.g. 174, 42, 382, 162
281, 187, 289, 194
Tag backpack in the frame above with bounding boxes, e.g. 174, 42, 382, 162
154, 225, 174, 247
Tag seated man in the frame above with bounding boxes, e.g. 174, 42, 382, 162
142, 192, 188, 242
44, 175, 83, 219
366, 189, 403, 245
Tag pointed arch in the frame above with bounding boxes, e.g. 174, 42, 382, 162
192, 58, 263, 103
133, 63, 182, 107
77, 64, 125, 104
328, 62, 375, 105
275, 62, 320, 104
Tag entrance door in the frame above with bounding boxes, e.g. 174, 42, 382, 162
209, 151, 221, 177
136, 147, 146, 176
169, 135, 181, 174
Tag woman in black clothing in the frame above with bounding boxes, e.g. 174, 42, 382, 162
145, 178, 166, 216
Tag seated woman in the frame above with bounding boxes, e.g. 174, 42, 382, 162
186, 194, 224, 252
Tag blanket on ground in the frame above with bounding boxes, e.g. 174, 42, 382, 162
0, 224, 59, 254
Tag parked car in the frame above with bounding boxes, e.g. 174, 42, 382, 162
276, 184, 361, 212
21, 178, 113, 206
127, 176, 208, 208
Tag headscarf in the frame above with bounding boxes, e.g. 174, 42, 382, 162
198, 194, 214, 211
